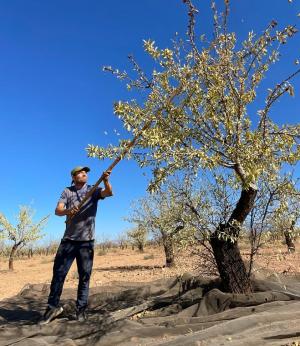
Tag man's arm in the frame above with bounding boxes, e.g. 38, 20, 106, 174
55, 203, 79, 217
100, 171, 113, 199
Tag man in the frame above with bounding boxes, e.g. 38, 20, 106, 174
40, 166, 113, 325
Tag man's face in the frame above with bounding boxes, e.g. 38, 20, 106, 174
72, 170, 88, 184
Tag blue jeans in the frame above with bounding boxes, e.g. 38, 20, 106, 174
47, 239, 94, 310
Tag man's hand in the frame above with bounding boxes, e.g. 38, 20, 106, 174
100, 170, 113, 198
66, 206, 79, 216
56, 202, 80, 217
102, 170, 111, 182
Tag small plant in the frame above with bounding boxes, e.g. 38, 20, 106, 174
144, 254, 154, 260
40, 258, 54, 264
97, 249, 107, 256
71, 271, 79, 280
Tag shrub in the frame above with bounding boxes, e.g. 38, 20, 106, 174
144, 254, 154, 260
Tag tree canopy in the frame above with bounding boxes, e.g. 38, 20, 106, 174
87, 0, 300, 192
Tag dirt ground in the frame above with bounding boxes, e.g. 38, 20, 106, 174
0, 242, 299, 301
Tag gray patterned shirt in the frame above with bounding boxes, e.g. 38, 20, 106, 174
58, 184, 104, 241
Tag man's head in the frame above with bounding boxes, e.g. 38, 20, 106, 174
71, 166, 90, 185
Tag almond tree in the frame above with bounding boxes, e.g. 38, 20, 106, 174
265, 178, 300, 253
88, 1, 300, 292
117, 232, 129, 250
245, 173, 299, 277
126, 178, 194, 267
127, 225, 148, 252
0, 206, 48, 270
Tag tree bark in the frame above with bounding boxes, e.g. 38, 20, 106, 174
9, 243, 20, 271
161, 232, 175, 267
284, 220, 296, 253
138, 242, 144, 252
27, 248, 33, 258
210, 186, 257, 294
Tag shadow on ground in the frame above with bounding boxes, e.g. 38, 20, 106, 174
0, 273, 299, 345
93, 265, 163, 272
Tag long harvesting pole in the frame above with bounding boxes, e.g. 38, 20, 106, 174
66, 85, 183, 224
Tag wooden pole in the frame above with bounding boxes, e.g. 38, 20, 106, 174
67, 85, 183, 224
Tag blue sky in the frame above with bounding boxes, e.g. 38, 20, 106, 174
0, 0, 299, 245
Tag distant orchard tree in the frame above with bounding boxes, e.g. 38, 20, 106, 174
237, 172, 300, 275
126, 177, 195, 267
264, 177, 300, 253
127, 226, 148, 253
88, 1, 300, 293
0, 206, 48, 270
117, 232, 129, 250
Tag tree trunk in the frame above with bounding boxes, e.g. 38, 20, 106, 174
284, 220, 296, 253
28, 248, 33, 258
138, 242, 144, 252
210, 186, 257, 294
9, 243, 19, 271
162, 232, 175, 267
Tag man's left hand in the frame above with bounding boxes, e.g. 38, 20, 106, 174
102, 170, 111, 182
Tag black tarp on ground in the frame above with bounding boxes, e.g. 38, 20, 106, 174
0, 273, 299, 346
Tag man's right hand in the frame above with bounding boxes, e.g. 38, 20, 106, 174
55, 202, 79, 217
66, 206, 79, 216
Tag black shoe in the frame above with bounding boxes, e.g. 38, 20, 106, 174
76, 308, 87, 322
39, 306, 64, 325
